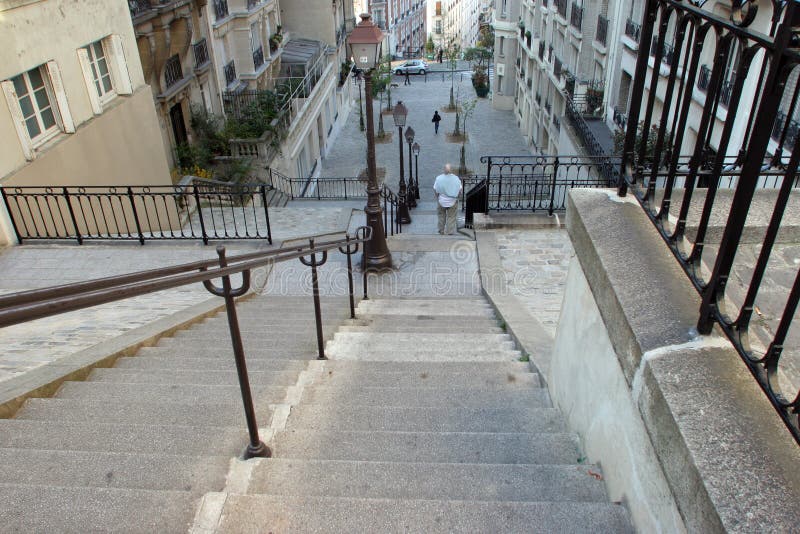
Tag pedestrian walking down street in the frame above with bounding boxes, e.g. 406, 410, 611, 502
438, 48, 443, 63
433, 164, 462, 235
404, 70, 411, 85
432, 111, 442, 134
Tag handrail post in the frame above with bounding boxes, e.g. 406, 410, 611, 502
193, 186, 209, 245
127, 187, 145, 245
339, 235, 357, 319
212, 246, 270, 460
260, 184, 272, 244
549, 157, 559, 216
299, 238, 328, 359
62, 187, 83, 245
0, 188, 24, 245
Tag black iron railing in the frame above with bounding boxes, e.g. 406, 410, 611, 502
554, 0, 567, 18
224, 60, 236, 86
613, 107, 628, 131
213, 0, 229, 19
194, 39, 210, 69
596, 15, 609, 46
462, 155, 618, 224
772, 110, 800, 151
697, 64, 711, 91
625, 18, 641, 43
570, 3, 583, 30
268, 169, 403, 236
0, 227, 373, 459
544, 100, 552, 114
618, 0, 800, 443
565, 95, 613, 175
0, 184, 274, 245
164, 55, 183, 89
253, 46, 264, 70
129, 0, 152, 17
650, 36, 675, 66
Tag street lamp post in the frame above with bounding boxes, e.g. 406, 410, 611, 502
405, 127, 416, 208
357, 73, 365, 132
393, 101, 412, 224
348, 14, 392, 270
412, 142, 420, 201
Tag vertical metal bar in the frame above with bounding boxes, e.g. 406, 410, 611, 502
345, 237, 355, 319
308, 239, 326, 360
127, 187, 145, 245
214, 246, 270, 460
194, 187, 209, 245
260, 185, 272, 243
62, 188, 83, 245
1, 189, 24, 244
549, 157, 559, 216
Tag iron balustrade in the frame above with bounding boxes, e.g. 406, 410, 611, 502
617, 0, 800, 443
596, 15, 609, 46
650, 36, 675, 66
213, 0, 228, 19
129, 0, 152, 17
570, 3, 583, 31
224, 60, 236, 86
697, 64, 712, 91
625, 18, 641, 43
193, 39, 210, 69
0, 184, 274, 245
0, 228, 373, 459
253, 46, 264, 70
164, 55, 183, 89
613, 107, 628, 131
554, 0, 567, 19
773, 110, 800, 151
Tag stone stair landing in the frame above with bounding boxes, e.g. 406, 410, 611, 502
204, 296, 634, 533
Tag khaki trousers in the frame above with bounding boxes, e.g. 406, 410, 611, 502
437, 203, 458, 235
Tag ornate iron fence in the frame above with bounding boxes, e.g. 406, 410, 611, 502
618, 0, 800, 443
0, 184, 273, 245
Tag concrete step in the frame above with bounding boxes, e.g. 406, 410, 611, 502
139, 345, 317, 360
338, 324, 505, 333
0, 484, 196, 533
114, 356, 309, 372
326, 348, 522, 362
155, 337, 321, 354
212, 495, 634, 533
327, 332, 516, 351
246, 459, 607, 502
87, 368, 302, 386
346, 316, 501, 328
311, 369, 539, 388
318, 360, 532, 374
15, 398, 265, 428
171, 328, 338, 342
273, 430, 580, 464
356, 303, 496, 317
301, 386, 551, 408
0, 448, 228, 492
55, 382, 289, 405
0, 420, 246, 456
286, 405, 566, 433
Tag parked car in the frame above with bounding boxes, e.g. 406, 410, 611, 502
393, 59, 428, 75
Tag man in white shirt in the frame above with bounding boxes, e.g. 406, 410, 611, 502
433, 164, 463, 235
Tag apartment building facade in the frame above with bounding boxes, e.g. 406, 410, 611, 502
428, 0, 487, 53
368, 0, 426, 58
0, 0, 173, 246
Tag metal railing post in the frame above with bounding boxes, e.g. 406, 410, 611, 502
193, 187, 209, 245
260, 185, 272, 244
62, 187, 83, 245
127, 187, 146, 245
549, 157, 559, 216
203, 246, 270, 460
299, 238, 328, 359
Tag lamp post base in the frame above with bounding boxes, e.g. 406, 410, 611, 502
362, 204, 393, 271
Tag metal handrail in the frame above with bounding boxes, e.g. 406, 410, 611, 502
0, 227, 373, 458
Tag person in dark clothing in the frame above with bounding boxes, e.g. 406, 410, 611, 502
438, 48, 443, 63
404, 70, 411, 85
432, 110, 442, 134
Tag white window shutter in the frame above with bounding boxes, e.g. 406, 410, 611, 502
46, 61, 75, 133
77, 48, 103, 115
1, 80, 35, 160
108, 35, 133, 95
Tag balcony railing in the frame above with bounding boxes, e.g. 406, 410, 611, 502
224, 60, 236, 86
719, 79, 733, 107
538, 41, 546, 60
570, 3, 583, 30
697, 64, 711, 91
651, 37, 675, 66
553, 114, 561, 130
772, 109, 800, 149
596, 15, 608, 46
164, 54, 183, 89
247, 0, 258, 9
625, 18, 641, 43
253, 46, 264, 70
129, 0, 152, 17
555, 0, 567, 18
554, 56, 563, 78
193, 38, 210, 70
213, 0, 229, 20
613, 107, 628, 131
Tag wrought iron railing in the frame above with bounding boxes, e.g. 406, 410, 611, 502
772, 110, 800, 152
253, 46, 264, 70
613, 106, 628, 131
224, 60, 236, 86
625, 18, 641, 43
618, 0, 800, 443
0, 227, 373, 459
193, 39, 210, 69
570, 3, 583, 30
129, 0, 152, 17
164, 55, 183, 89
697, 64, 712, 91
650, 36, 675, 66
596, 14, 609, 46
0, 184, 275, 245
213, 0, 229, 19
554, 0, 567, 18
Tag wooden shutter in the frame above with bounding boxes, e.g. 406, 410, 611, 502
77, 47, 103, 115
1, 80, 35, 160
46, 61, 75, 133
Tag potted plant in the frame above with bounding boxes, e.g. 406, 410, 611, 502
269, 26, 283, 52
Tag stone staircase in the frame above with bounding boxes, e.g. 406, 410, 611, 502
202, 297, 634, 533
0, 295, 351, 533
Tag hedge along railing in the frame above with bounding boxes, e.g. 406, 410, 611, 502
0, 184, 273, 245
618, 0, 800, 443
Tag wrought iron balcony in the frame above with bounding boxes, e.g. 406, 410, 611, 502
554, 0, 567, 18
164, 54, 183, 89
613, 107, 628, 131
650, 37, 675, 66
625, 18, 641, 43
224, 60, 236, 86
213, 0, 229, 20
554, 56, 562, 78
247, 0, 258, 9
129, 0, 152, 17
193, 38, 210, 70
538, 41, 546, 60
553, 114, 561, 130
596, 15, 608, 46
570, 3, 583, 31
253, 46, 264, 70
697, 64, 711, 92
772, 109, 800, 149
719, 79, 733, 107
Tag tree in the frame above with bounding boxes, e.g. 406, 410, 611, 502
425, 35, 435, 55
458, 99, 477, 175
464, 47, 492, 97
477, 24, 495, 52
445, 44, 461, 109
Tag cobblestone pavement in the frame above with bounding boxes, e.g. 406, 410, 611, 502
494, 229, 574, 337
322, 74, 534, 235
